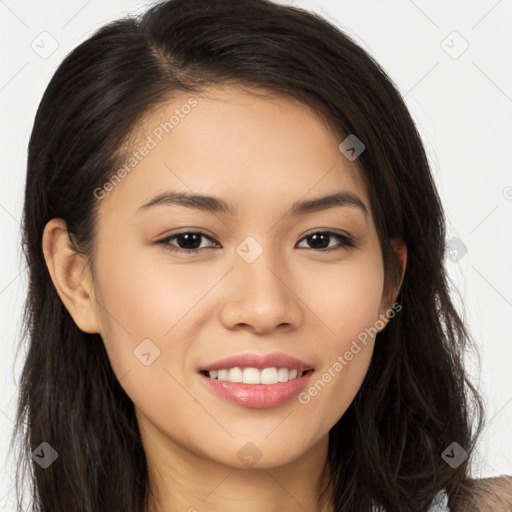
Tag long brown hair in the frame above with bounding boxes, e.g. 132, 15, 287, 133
13, 0, 484, 510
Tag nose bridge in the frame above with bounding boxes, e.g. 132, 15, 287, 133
238, 238, 290, 307
218, 235, 303, 332
242, 250, 287, 299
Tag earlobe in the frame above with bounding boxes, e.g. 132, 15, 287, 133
42, 218, 101, 334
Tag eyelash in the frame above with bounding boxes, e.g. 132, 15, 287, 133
156, 230, 356, 254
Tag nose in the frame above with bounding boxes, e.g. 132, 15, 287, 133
218, 252, 304, 335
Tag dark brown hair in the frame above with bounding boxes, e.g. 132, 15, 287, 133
13, 0, 484, 510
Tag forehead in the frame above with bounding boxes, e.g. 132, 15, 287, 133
97, 86, 370, 221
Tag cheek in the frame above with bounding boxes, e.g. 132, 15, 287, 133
98, 244, 223, 329
299, 346, 373, 436
296, 252, 384, 426
298, 312, 377, 436
91, 242, 203, 377
91, 256, 203, 431
307, 250, 385, 342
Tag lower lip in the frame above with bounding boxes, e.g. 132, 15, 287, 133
199, 371, 314, 409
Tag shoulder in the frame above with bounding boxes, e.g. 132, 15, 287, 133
451, 475, 512, 512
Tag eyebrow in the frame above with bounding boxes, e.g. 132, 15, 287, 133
136, 190, 368, 217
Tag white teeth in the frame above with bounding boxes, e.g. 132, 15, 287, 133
207, 367, 306, 383
260, 367, 278, 385
243, 367, 261, 384
217, 369, 228, 381
228, 367, 243, 383
277, 367, 289, 382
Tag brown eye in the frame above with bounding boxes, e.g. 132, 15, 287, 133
157, 229, 356, 255
296, 231, 355, 251
157, 231, 219, 254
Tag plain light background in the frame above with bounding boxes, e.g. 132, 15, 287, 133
1, 0, 511, 508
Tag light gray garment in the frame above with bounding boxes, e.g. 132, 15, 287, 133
427, 489, 450, 511
371, 489, 450, 511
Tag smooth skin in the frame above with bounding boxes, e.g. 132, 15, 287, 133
42, 86, 407, 512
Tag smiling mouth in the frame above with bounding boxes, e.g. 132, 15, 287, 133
199, 367, 314, 384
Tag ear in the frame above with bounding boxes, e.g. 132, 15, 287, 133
42, 218, 101, 334
378, 238, 407, 327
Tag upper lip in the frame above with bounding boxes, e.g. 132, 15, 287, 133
198, 352, 314, 372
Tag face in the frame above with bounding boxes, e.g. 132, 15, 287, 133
46, 86, 405, 473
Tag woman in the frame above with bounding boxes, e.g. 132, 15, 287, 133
12, 0, 511, 510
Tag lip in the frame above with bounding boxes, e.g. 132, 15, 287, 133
198, 352, 314, 372
198, 370, 315, 409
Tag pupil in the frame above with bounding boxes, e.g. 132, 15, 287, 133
179, 233, 201, 249
309, 233, 329, 249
